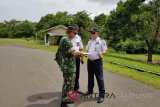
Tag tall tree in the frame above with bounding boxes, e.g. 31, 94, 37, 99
15, 20, 34, 38
0, 22, 9, 38
36, 14, 55, 30
131, 0, 160, 62
106, 0, 159, 62
94, 13, 108, 38
105, 0, 145, 50
53, 11, 73, 26
36, 12, 72, 30
72, 10, 95, 42
4, 19, 21, 38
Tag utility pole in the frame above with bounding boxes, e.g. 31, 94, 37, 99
36, 33, 37, 43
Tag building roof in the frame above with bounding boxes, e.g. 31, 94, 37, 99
44, 25, 67, 33
46, 33, 64, 36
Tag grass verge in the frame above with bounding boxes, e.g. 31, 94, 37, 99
108, 53, 160, 63
0, 38, 58, 52
104, 56, 160, 73
103, 62, 160, 89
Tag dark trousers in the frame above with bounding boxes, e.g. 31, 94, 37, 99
87, 59, 105, 97
74, 57, 80, 91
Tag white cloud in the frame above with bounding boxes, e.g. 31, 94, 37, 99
0, 0, 119, 22
88, 0, 120, 5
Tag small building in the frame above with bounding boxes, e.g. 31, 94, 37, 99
44, 25, 67, 45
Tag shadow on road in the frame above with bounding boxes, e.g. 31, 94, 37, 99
26, 92, 97, 107
26, 92, 61, 107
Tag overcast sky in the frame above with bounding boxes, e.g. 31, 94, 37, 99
0, 0, 120, 22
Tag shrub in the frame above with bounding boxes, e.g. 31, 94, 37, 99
115, 39, 147, 54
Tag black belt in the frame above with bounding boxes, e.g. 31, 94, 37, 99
88, 58, 101, 62
76, 57, 80, 59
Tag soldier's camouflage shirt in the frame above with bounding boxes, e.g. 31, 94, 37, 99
59, 36, 76, 73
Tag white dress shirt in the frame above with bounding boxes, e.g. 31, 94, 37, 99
71, 34, 83, 51
86, 37, 108, 60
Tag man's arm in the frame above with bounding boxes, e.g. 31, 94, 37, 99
79, 36, 84, 64
71, 50, 84, 57
100, 40, 108, 56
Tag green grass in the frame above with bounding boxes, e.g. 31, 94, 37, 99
103, 62, 160, 89
0, 38, 58, 52
0, 38, 8, 45
0, 38, 160, 89
108, 53, 160, 63
104, 56, 160, 73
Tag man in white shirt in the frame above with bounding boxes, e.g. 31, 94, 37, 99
84, 27, 108, 103
71, 24, 83, 94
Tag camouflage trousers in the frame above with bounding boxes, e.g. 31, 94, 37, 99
61, 72, 76, 102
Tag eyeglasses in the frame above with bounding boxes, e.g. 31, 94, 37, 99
91, 32, 96, 34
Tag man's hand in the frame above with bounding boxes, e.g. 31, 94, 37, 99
80, 58, 84, 64
100, 51, 107, 56
71, 51, 84, 57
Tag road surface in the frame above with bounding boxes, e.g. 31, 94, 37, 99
0, 45, 160, 107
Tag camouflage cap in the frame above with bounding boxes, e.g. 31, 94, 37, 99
67, 26, 77, 33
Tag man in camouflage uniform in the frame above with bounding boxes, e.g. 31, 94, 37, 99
59, 26, 84, 107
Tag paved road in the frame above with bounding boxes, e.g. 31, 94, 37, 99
0, 45, 160, 107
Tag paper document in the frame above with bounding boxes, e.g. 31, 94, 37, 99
84, 53, 90, 55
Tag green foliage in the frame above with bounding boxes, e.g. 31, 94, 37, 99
72, 11, 92, 29
36, 12, 73, 30
3, 19, 21, 38
36, 14, 55, 30
131, 11, 157, 40
94, 13, 108, 38
36, 11, 95, 42
0, 23, 8, 38
0, 1, 159, 57
130, 0, 160, 62
0, 19, 35, 38
154, 39, 160, 54
105, 0, 160, 61
94, 13, 107, 26
15, 20, 34, 38
115, 39, 147, 54
106, 0, 144, 40
54, 11, 73, 26
36, 30, 45, 41
72, 10, 96, 41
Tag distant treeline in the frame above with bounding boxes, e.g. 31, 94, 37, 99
0, 0, 159, 62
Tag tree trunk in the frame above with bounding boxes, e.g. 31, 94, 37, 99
147, 46, 153, 63
146, 39, 154, 63
146, 11, 160, 63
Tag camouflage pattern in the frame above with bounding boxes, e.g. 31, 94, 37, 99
61, 73, 76, 102
59, 36, 76, 102
59, 36, 76, 73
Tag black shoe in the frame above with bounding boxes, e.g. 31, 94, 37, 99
60, 102, 69, 107
63, 99, 74, 104
97, 96, 104, 103
83, 91, 93, 96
